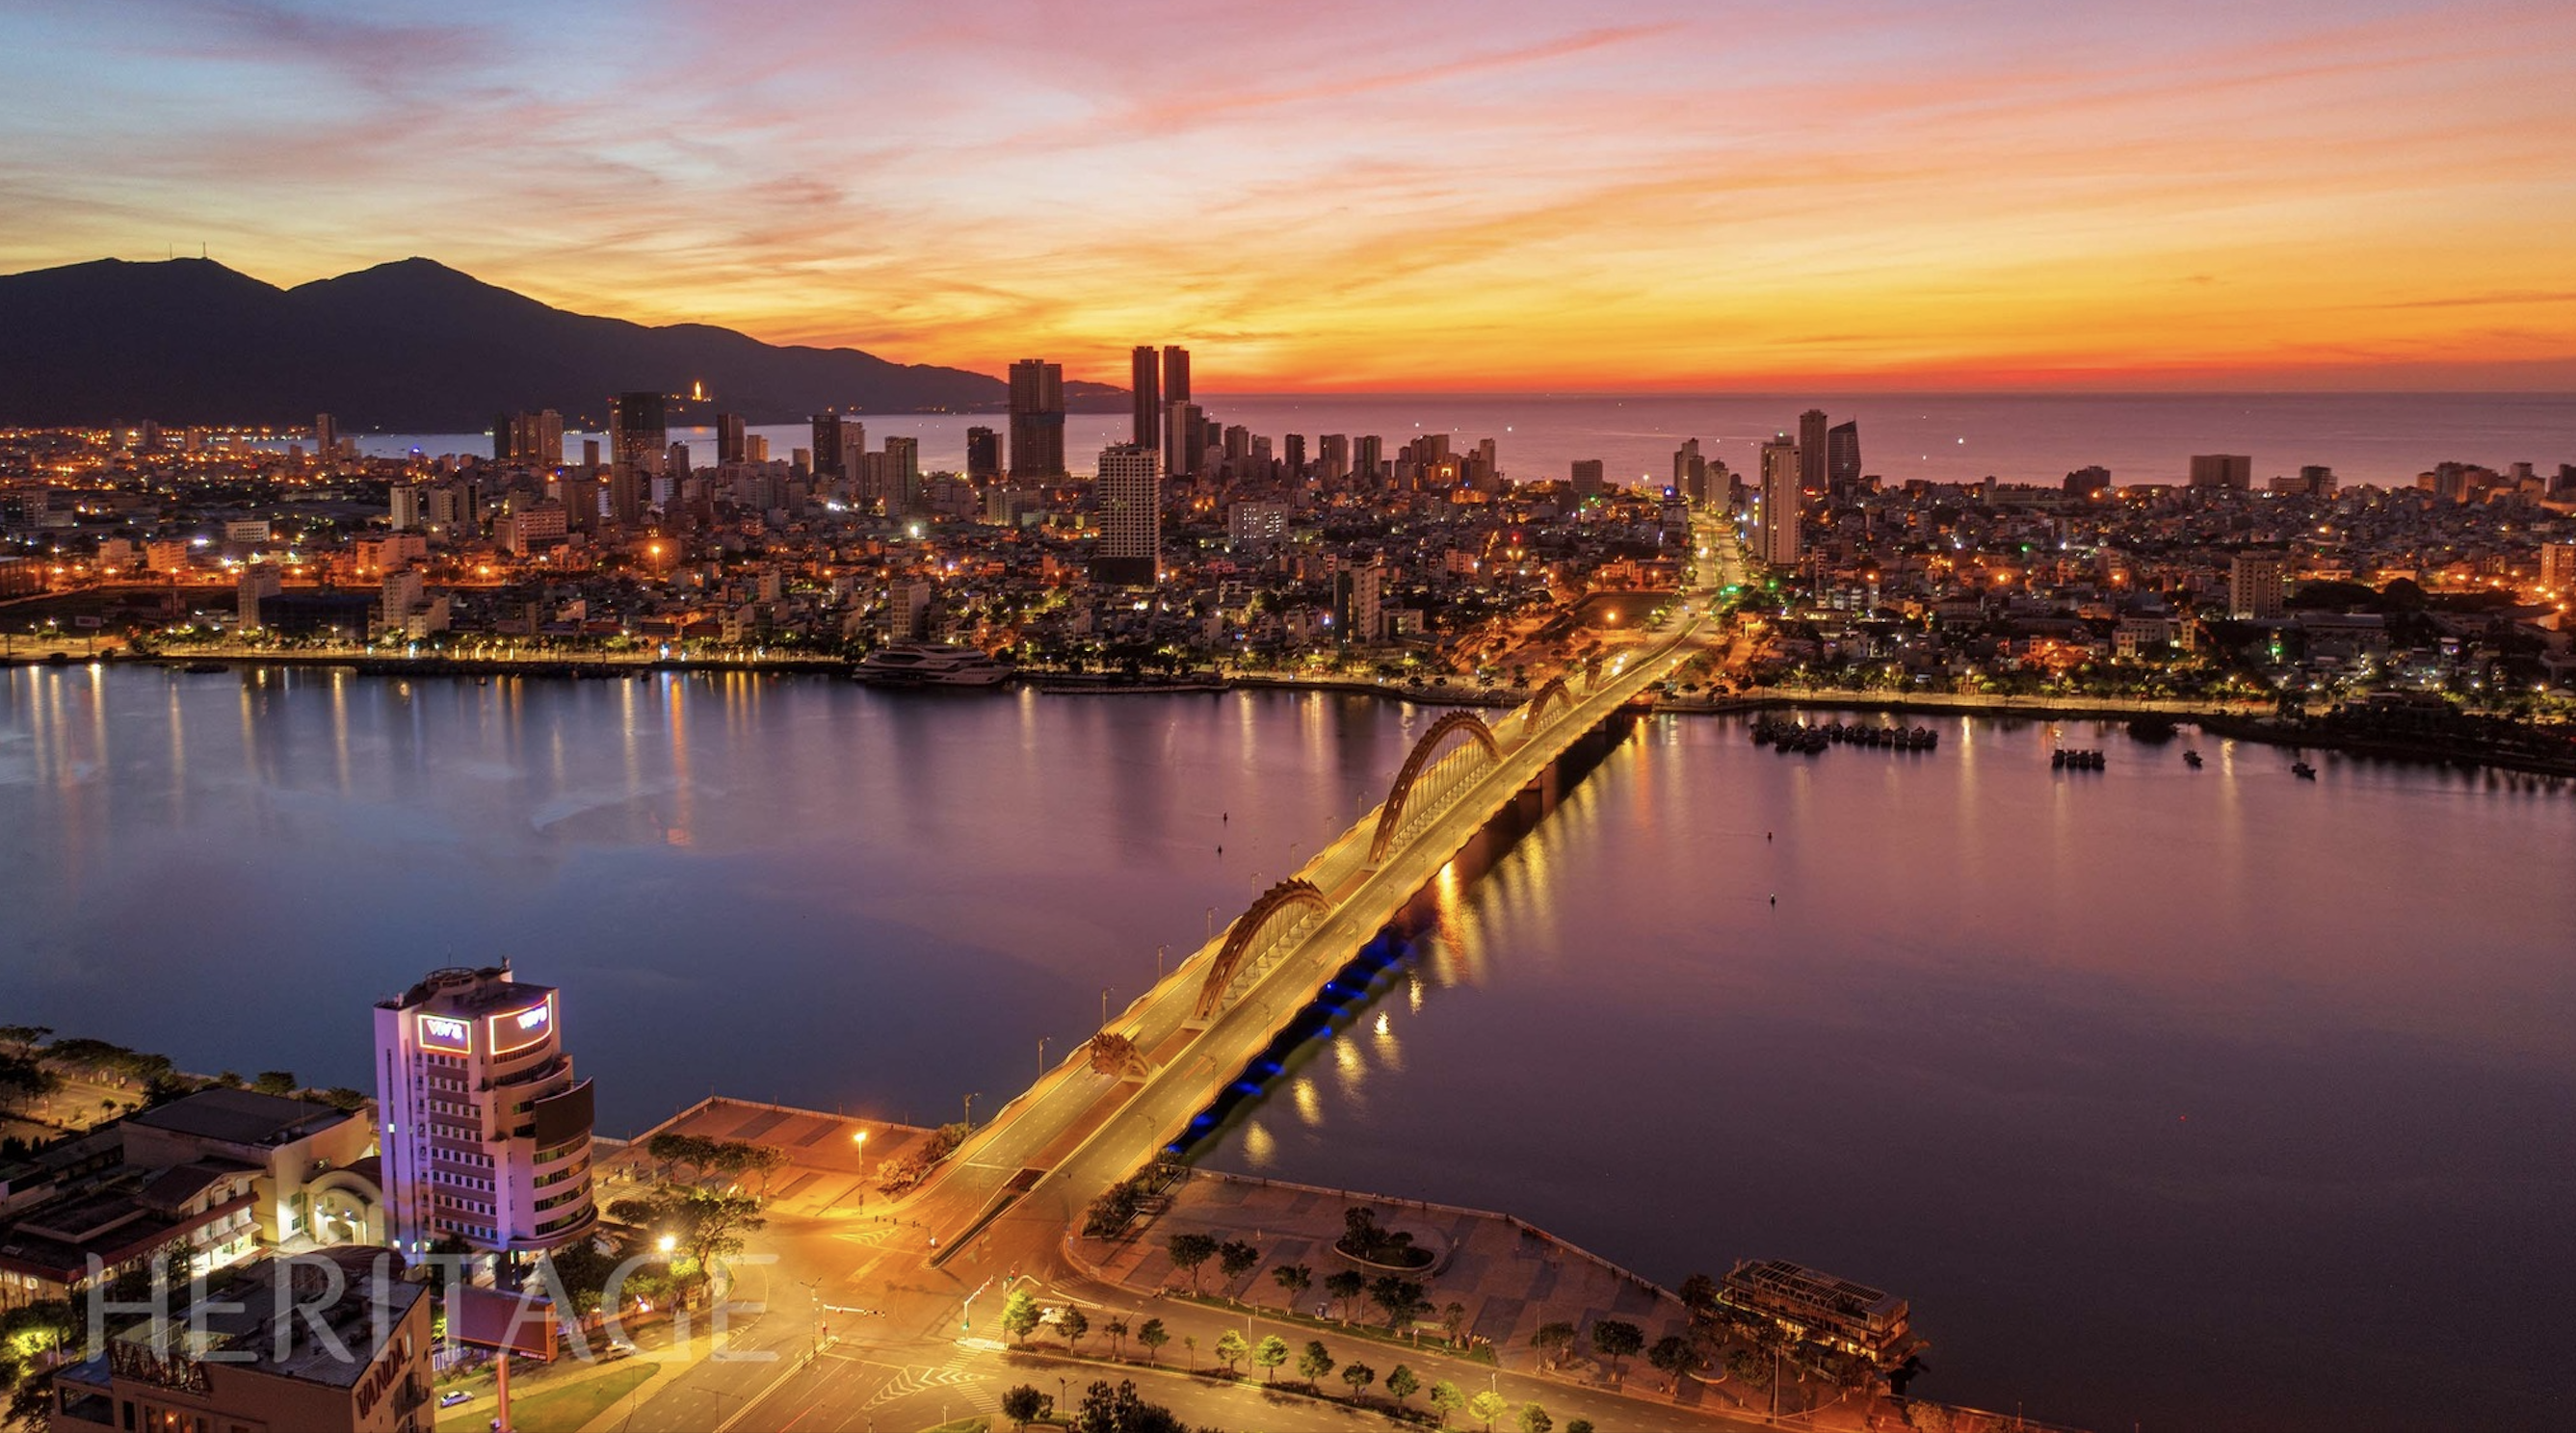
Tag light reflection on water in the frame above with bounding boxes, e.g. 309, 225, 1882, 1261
4, 667, 2571, 1430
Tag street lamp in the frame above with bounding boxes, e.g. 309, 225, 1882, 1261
1038, 1036, 1049, 1080
963, 1091, 981, 1129
1100, 987, 1115, 1028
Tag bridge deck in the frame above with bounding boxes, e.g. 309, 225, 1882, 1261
915, 614, 1707, 1251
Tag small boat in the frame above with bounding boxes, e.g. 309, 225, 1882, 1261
854, 642, 1011, 688
2291, 761, 2317, 780
2182, 750, 2203, 769
182, 662, 226, 674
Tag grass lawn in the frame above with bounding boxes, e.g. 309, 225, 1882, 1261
435, 1362, 659, 1433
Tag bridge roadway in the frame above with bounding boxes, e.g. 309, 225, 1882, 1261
906, 606, 1712, 1261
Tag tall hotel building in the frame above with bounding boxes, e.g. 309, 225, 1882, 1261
1008, 359, 1068, 480
1091, 443, 1160, 586
373, 965, 596, 1261
1757, 435, 1802, 567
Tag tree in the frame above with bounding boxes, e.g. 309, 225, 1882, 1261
1367, 1275, 1424, 1329
1518, 1403, 1553, 1433
1530, 1320, 1577, 1369
1270, 1263, 1312, 1310
1217, 1238, 1260, 1286
1297, 1339, 1335, 1389
1060, 1306, 1090, 1351
1324, 1269, 1366, 1321
1001, 1384, 1052, 1430
1566, 1422, 1595, 1433
1341, 1362, 1377, 1401
0, 1055, 60, 1113
1106, 1316, 1129, 1359
1590, 1319, 1644, 1379
1136, 1317, 1169, 1365
1001, 1289, 1042, 1347
603, 1189, 767, 1294
1440, 1300, 1469, 1345
1385, 1365, 1421, 1408
1429, 1379, 1468, 1428
1072, 1378, 1189, 1433
1677, 1272, 1719, 1316
1469, 1390, 1510, 1432
1214, 1328, 1249, 1373
1166, 1232, 1219, 1293
250, 1070, 297, 1097
1252, 1334, 1289, 1383
1181, 1334, 1197, 1370
1647, 1333, 1698, 1391
8, 1367, 55, 1433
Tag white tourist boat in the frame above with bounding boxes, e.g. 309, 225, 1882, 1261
854, 642, 1012, 688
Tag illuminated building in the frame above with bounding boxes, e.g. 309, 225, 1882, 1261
1091, 442, 1159, 586
2190, 454, 2253, 490
1719, 1259, 1920, 1374
811, 412, 858, 478
494, 409, 564, 467
2228, 552, 2285, 619
2541, 541, 2575, 590
1799, 408, 1829, 496
1008, 359, 1066, 480
1332, 558, 1384, 645
371, 965, 595, 1261
885, 435, 922, 514
1757, 435, 1801, 566
48, 1250, 432, 1433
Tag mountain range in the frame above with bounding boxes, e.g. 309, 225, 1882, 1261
0, 256, 1125, 430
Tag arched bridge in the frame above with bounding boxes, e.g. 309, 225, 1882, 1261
1196, 878, 1332, 1020
1365, 712, 1503, 867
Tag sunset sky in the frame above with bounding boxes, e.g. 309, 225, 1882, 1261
4, 0, 2572, 391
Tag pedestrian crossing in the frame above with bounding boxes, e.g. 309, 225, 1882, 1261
856, 1357, 996, 1416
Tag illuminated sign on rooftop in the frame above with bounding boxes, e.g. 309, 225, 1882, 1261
487, 997, 555, 1055
417, 1014, 472, 1055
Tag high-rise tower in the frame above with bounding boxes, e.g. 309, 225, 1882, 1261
1091, 443, 1160, 586
1009, 359, 1066, 480
1130, 346, 1161, 451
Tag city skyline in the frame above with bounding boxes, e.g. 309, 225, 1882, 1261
1, 2, 2570, 392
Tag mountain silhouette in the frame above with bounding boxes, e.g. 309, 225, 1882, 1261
0, 256, 1123, 429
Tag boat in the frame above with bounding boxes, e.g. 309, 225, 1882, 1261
182, 662, 226, 674
854, 643, 1011, 688
2292, 761, 2317, 780
2183, 749, 2203, 769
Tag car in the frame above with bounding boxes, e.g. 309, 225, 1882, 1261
438, 1391, 472, 1409
600, 1338, 638, 1360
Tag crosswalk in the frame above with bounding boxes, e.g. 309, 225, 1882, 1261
856, 1355, 996, 1416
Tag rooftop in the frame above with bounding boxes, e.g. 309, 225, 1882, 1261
127, 1087, 355, 1148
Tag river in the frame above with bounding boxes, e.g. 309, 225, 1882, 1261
2, 663, 2568, 1431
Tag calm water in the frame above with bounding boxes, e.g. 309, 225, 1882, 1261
321, 391, 2576, 490
5, 665, 2572, 1431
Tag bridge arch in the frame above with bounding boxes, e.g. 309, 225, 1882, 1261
1365, 711, 1503, 867
1581, 654, 1607, 692
1525, 676, 1572, 732
1196, 879, 1332, 1020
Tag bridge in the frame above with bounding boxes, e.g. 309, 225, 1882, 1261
903, 597, 1711, 1257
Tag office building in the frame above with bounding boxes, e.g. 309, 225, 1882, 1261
714, 412, 747, 464
1799, 408, 1829, 496
966, 426, 1002, 481
884, 435, 922, 514
314, 412, 336, 453
1008, 359, 1067, 480
2189, 454, 2253, 490
1758, 436, 1802, 566
1161, 346, 1191, 406
1091, 443, 1160, 586
372, 965, 596, 1261
1130, 346, 1161, 451
1164, 402, 1204, 479
608, 392, 667, 473
2228, 552, 2285, 619
1284, 433, 1306, 477
2541, 542, 2576, 591
494, 410, 564, 468
1827, 420, 1862, 495
1332, 559, 1383, 645
49, 1250, 432, 1433
1571, 458, 1605, 501
811, 412, 858, 478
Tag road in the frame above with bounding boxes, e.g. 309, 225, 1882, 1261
605, 554, 1751, 1433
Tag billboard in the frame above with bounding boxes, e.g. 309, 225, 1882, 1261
416, 1013, 473, 1055
447, 1286, 558, 1361
487, 997, 555, 1056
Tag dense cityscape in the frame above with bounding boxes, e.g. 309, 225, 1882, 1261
6, 2, 2576, 1432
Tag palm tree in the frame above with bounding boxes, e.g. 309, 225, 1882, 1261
1105, 1316, 1128, 1360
